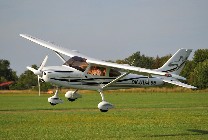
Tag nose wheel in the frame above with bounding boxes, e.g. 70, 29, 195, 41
50, 102, 57, 106
48, 89, 63, 105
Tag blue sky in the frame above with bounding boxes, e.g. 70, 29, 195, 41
1, 0, 208, 75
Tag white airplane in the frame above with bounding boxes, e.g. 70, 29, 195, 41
20, 34, 196, 112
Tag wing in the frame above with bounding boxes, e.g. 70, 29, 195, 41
20, 34, 168, 77
163, 79, 197, 89
20, 34, 94, 60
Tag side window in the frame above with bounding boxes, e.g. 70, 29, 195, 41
87, 66, 106, 76
109, 68, 121, 77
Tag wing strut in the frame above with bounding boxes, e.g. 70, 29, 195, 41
101, 71, 131, 90
55, 51, 67, 63
101, 59, 135, 90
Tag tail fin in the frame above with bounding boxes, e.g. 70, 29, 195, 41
157, 48, 192, 75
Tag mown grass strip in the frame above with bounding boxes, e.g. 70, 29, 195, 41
0, 91, 208, 139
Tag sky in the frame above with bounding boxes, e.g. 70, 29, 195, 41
0, 0, 208, 75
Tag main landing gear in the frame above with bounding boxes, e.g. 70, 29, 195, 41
65, 89, 82, 102
97, 90, 114, 112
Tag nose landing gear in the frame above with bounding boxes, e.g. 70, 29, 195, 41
48, 89, 63, 106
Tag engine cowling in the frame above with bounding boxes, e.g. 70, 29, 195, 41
65, 91, 82, 102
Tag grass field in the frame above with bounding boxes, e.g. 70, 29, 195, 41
0, 90, 208, 139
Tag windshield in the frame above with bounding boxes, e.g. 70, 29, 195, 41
64, 56, 88, 72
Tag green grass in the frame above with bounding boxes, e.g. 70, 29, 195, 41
0, 91, 208, 139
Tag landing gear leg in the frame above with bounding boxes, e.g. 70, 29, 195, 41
99, 90, 105, 101
98, 90, 114, 112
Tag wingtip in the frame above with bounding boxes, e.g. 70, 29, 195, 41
20, 34, 29, 38
19, 34, 25, 37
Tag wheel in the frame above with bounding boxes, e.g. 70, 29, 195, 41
68, 98, 76, 102
50, 102, 56, 106
100, 109, 108, 112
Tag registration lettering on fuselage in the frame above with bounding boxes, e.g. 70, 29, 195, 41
132, 79, 156, 85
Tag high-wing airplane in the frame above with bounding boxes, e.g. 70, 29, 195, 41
20, 34, 196, 112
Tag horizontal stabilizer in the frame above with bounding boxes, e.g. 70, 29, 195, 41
163, 79, 197, 89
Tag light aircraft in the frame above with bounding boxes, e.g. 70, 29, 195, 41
20, 34, 196, 112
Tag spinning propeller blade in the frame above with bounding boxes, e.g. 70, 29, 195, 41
38, 55, 48, 71
26, 55, 48, 76
26, 66, 37, 73
38, 75, 41, 96
26, 55, 48, 96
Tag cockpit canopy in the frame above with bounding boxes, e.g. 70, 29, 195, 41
64, 56, 121, 77
64, 56, 88, 72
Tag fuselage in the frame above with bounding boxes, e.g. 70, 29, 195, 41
42, 65, 164, 91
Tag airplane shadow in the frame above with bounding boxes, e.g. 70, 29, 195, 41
187, 129, 208, 134
0, 108, 96, 112
143, 129, 208, 137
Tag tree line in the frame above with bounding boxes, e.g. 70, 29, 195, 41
0, 49, 208, 90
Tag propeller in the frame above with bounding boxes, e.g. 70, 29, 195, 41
27, 55, 48, 96
27, 55, 48, 76
38, 75, 41, 96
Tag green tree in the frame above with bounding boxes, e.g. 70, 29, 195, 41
115, 59, 126, 64
12, 65, 37, 89
152, 54, 172, 69
193, 49, 208, 63
124, 51, 154, 68
152, 55, 161, 69
192, 60, 208, 89
0, 59, 18, 83
180, 60, 196, 84
184, 49, 208, 89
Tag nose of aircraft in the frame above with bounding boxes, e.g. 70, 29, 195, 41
42, 71, 50, 82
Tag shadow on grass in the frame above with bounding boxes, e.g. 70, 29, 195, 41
187, 129, 208, 134
144, 129, 208, 137
0, 108, 96, 112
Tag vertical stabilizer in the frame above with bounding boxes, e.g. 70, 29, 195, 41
157, 48, 192, 75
